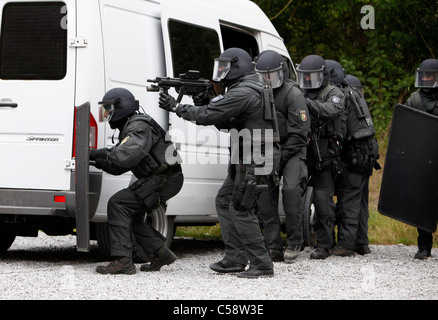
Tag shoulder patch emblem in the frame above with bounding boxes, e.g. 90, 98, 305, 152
299, 110, 308, 122
331, 96, 341, 104
211, 94, 224, 103
120, 136, 130, 145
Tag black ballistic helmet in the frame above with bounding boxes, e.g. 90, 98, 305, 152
415, 59, 438, 88
296, 55, 329, 89
99, 88, 139, 125
325, 59, 346, 85
345, 74, 363, 88
255, 50, 289, 88
345, 74, 364, 95
212, 47, 253, 82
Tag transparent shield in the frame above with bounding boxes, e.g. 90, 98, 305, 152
98, 102, 115, 122
256, 66, 284, 88
212, 59, 231, 82
297, 70, 324, 89
415, 69, 438, 88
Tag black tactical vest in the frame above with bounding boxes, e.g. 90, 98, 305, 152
229, 77, 281, 176
127, 114, 182, 176
343, 86, 375, 140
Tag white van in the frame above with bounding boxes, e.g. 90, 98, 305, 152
0, 0, 301, 255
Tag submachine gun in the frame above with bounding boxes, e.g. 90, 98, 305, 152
147, 70, 215, 103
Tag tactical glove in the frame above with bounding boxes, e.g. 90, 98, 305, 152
192, 91, 210, 106
159, 92, 178, 112
89, 148, 107, 160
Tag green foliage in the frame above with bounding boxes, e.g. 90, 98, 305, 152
252, 0, 438, 136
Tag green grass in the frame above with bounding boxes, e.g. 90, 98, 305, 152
176, 137, 437, 247
175, 214, 431, 246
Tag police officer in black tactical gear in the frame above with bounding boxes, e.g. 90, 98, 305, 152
158, 47, 280, 278
296, 55, 345, 259
325, 60, 380, 257
345, 74, 378, 254
91, 88, 183, 275
255, 50, 310, 263
405, 58, 438, 259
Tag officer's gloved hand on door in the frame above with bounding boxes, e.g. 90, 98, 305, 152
89, 148, 108, 169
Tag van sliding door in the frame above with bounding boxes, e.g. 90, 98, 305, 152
160, 0, 229, 217
0, 1, 76, 190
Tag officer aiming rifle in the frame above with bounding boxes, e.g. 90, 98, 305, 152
147, 70, 215, 103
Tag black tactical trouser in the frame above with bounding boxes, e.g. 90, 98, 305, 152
417, 228, 433, 252
308, 168, 337, 250
215, 174, 273, 270
256, 176, 283, 251
257, 151, 308, 249
107, 171, 183, 258
336, 169, 369, 250
356, 177, 370, 247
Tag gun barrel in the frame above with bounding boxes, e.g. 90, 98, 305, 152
146, 86, 160, 92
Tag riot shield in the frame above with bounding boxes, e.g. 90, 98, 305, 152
378, 104, 438, 233
75, 102, 91, 252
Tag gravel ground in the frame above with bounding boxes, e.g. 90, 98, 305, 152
0, 232, 437, 301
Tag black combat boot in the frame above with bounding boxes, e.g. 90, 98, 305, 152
414, 249, 431, 260
355, 244, 371, 255
237, 267, 274, 279
96, 257, 136, 275
310, 247, 330, 260
330, 245, 355, 257
140, 245, 177, 272
209, 259, 246, 273
283, 245, 300, 262
269, 249, 285, 262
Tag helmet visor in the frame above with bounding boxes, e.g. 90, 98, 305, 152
256, 65, 284, 88
296, 66, 325, 89
98, 98, 119, 122
415, 69, 438, 88
212, 58, 232, 82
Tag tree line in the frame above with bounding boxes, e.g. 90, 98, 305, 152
253, 0, 438, 137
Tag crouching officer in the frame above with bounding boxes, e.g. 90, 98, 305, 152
159, 48, 279, 278
91, 88, 183, 275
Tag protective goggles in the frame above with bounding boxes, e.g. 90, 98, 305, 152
255, 64, 284, 89
296, 65, 325, 89
98, 98, 120, 122
415, 69, 438, 88
212, 56, 237, 82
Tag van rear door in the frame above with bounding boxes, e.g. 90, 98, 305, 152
0, 1, 76, 190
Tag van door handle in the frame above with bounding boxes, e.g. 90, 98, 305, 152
0, 102, 18, 108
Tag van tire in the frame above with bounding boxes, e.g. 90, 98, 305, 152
146, 204, 175, 248
95, 204, 175, 260
95, 222, 111, 260
0, 223, 16, 252
302, 186, 317, 248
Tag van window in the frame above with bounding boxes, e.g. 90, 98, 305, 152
220, 25, 259, 60
168, 20, 220, 79
0, 2, 67, 80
